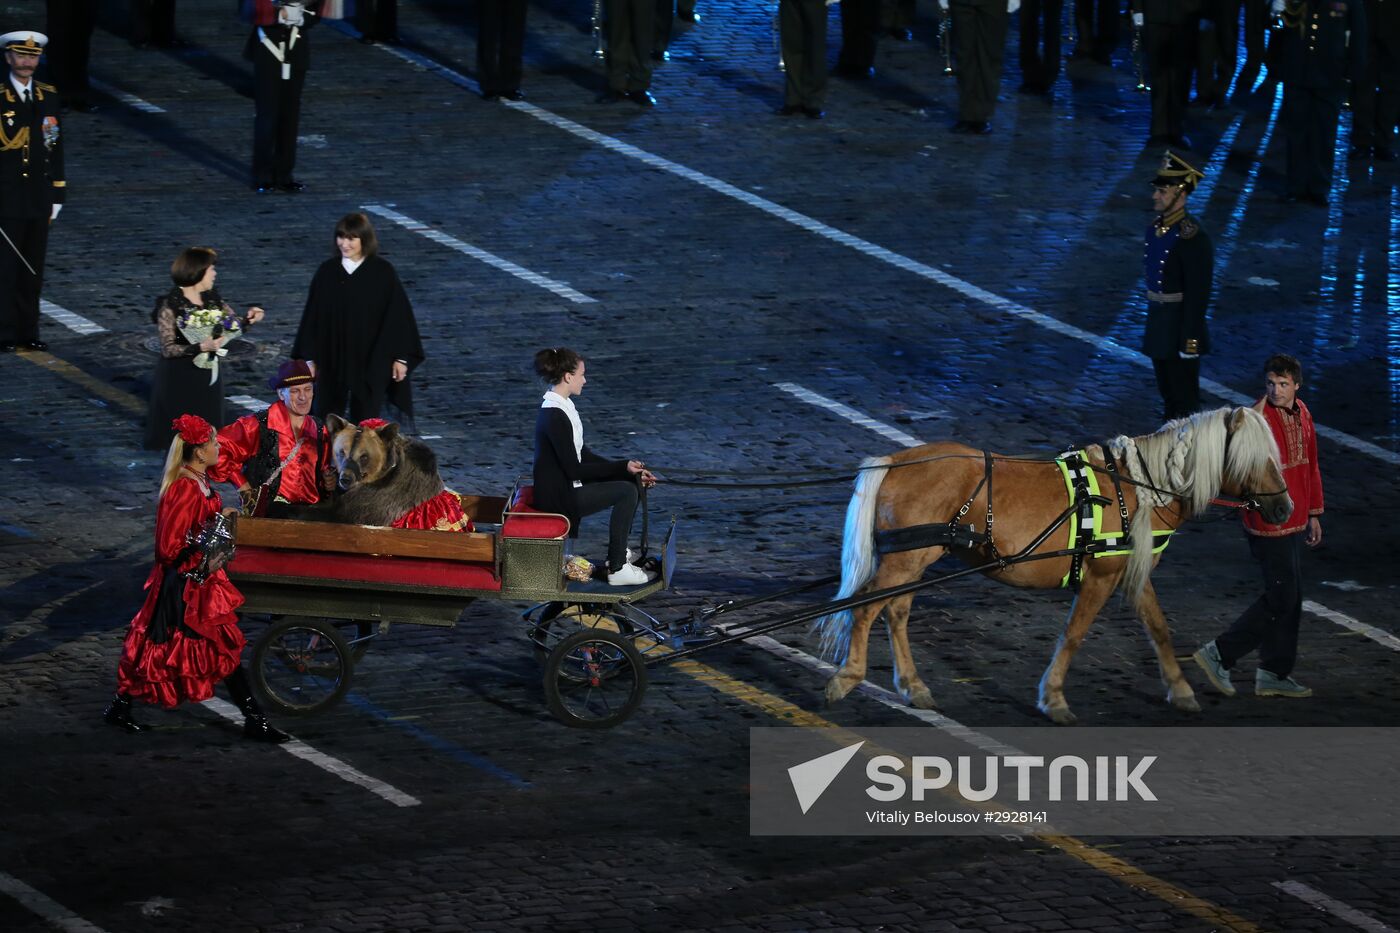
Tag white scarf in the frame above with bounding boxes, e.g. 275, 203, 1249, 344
541, 391, 584, 487
341, 256, 365, 275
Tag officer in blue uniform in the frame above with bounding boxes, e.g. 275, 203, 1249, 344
1143, 151, 1213, 421
1275, 0, 1367, 203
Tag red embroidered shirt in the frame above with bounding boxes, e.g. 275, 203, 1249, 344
210, 401, 327, 505
1243, 396, 1324, 537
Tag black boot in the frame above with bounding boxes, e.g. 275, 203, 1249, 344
103, 693, 147, 733
225, 667, 290, 744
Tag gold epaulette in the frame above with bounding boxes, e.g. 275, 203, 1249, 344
36, 81, 56, 93
1180, 216, 1200, 239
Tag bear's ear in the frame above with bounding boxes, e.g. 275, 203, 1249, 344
326, 413, 349, 435
375, 422, 400, 445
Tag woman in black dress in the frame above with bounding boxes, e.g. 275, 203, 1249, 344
292, 213, 424, 425
532, 347, 656, 586
142, 248, 265, 451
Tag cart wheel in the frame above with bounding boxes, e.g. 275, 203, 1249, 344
532, 605, 634, 674
252, 617, 354, 716
543, 629, 647, 729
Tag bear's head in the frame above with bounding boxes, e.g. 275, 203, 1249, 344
326, 413, 400, 492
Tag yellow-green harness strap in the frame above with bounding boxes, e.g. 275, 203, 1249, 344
1055, 449, 1174, 590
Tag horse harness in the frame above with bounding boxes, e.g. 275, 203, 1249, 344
873, 446, 1176, 591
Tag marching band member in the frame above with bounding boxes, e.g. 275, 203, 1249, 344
532, 348, 656, 586
602, 0, 659, 105
941, 0, 1019, 134
778, 0, 828, 118
104, 415, 289, 743
242, 0, 321, 193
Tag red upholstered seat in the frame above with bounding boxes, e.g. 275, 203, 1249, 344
503, 486, 569, 539
229, 546, 502, 592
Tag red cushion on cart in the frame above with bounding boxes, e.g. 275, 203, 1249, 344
504, 486, 569, 539
229, 546, 502, 591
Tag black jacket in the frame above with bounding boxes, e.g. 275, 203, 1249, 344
532, 407, 629, 536
1277, 0, 1368, 88
0, 75, 65, 219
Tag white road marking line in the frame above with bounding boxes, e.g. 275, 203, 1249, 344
201, 698, 421, 807
1273, 881, 1398, 933
40, 300, 106, 336
774, 382, 921, 449
0, 871, 110, 932
1304, 601, 1400, 654
226, 395, 270, 412
88, 78, 166, 114
362, 204, 596, 304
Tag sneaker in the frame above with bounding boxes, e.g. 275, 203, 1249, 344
625, 548, 638, 565
1191, 641, 1237, 697
607, 563, 649, 586
1256, 669, 1312, 698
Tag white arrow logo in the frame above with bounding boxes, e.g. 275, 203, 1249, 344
787, 741, 866, 814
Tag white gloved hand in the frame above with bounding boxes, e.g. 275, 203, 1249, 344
1271, 0, 1285, 11
1008, 0, 1020, 11
280, 2, 306, 25
939, 0, 949, 10
50, 203, 62, 221
1178, 351, 1200, 360
1132, 12, 1144, 27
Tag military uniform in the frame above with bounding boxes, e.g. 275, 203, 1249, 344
1143, 152, 1212, 421
949, 0, 1012, 130
1019, 0, 1065, 92
1276, 0, 1367, 201
1073, 0, 1119, 63
477, 0, 528, 99
653, 0, 697, 58
836, 0, 881, 77
242, 0, 320, 192
1133, 0, 1203, 145
1193, 0, 1234, 106
779, 0, 828, 115
1352, 0, 1399, 158
1, 33, 65, 352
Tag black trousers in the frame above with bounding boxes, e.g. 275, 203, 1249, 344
605, 0, 655, 91
1351, 24, 1400, 150
1215, 532, 1304, 679
478, 0, 527, 95
46, 0, 99, 98
574, 480, 639, 570
1145, 19, 1194, 137
780, 0, 828, 108
251, 42, 309, 187
129, 0, 176, 46
951, 0, 1010, 122
1282, 82, 1343, 198
654, 0, 696, 52
1073, 0, 1119, 62
357, 0, 399, 41
1194, 2, 1237, 103
837, 0, 880, 73
1151, 356, 1200, 421
1019, 0, 1064, 91
0, 216, 49, 344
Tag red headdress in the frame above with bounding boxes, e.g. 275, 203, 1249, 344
171, 414, 214, 445
358, 418, 390, 431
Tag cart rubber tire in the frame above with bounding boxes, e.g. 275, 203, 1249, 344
543, 629, 647, 729
532, 604, 634, 672
251, 617, 354, 717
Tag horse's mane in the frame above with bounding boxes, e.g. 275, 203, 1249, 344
1107, 407, 1279, 605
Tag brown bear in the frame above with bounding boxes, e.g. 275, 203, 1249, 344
290, 415, 470, 531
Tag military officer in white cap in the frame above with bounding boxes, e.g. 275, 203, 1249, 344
0, 30, 65, 353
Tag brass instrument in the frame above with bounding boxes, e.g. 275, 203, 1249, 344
938, 10, 954, 75
591, 0, 605, 59
774, 3, 784, 71
1132, 22, 1148, 92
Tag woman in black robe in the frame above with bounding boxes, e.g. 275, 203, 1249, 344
143, 247, 265, 450
292, 213, 425, 426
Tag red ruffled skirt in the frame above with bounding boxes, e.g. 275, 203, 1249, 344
392, 489, 474, 532
117, 564, 246, 709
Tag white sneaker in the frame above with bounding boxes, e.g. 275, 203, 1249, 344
625, 548, 638, 564
607, 563, 649, 586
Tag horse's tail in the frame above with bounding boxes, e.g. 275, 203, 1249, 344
814, 456, 893, 662
1120, 506, 1155, 607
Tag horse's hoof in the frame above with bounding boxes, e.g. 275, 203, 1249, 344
1044, 705, 1078, 726
1171, 693, 1202, 713
825, 677, 856, 705
907, 686, 938, 710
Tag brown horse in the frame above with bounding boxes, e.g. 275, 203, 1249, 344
814, 406, 1293, 725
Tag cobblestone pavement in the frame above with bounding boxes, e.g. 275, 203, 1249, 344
2, 0, 1399, 930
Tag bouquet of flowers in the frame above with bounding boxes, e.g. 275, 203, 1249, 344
177, 306, 242, 385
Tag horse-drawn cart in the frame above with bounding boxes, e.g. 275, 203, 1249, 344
228, 487, 679, 728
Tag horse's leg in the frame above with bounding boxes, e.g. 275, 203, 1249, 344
1037, 570, 1116, 725
1137, 579, 1200, 713
887, 592, 937, 709
825, 551, 936, 705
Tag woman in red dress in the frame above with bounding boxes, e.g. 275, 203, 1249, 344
104, 414, 289, 743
